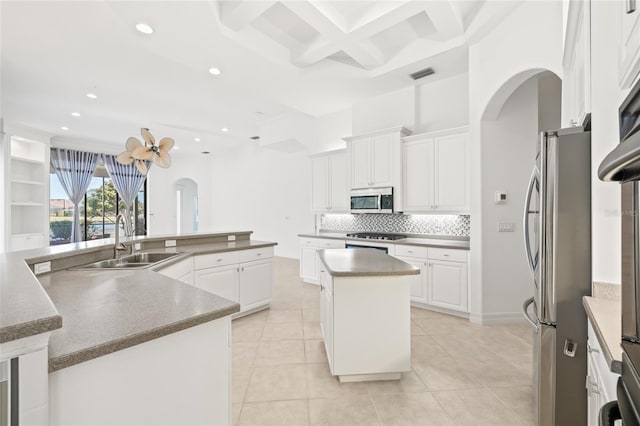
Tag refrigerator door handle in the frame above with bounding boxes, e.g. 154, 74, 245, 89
523, 167, 538, 276
522, 297, 539, 331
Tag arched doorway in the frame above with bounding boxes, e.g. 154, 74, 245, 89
175, 178, 198, 234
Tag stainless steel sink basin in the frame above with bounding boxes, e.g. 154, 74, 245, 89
71, 252, 183, 270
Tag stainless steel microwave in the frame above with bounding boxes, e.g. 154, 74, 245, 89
350, 187, 393, 214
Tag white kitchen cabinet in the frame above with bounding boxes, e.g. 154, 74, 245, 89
239, 259, 273, 310
193, 247, 274, 315
428, 260, 468, 313
562, 0, 591, 127
619, 0, 640, 88
311, 150, 348, 213
395, 245, 469, 314
195, 264, 239, 302
344, 127, 410, 210
3, 136, 49, 252
403, 128, 470, 213
319, 268, 334, 371
299, 237, 345, 284
586, 319, 620, 426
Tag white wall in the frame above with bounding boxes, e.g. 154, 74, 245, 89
590, 1, 631, 285
469, 0, 563, 323
147, 152, 214, 236
205, 143, 314, 259
313, 108, 351, 154
416, 73, 469, 133
351, 74, 469, 136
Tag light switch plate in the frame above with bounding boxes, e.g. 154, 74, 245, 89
498, 222, 515, 232
165, 240, 176, 247
34, 261, 51, 275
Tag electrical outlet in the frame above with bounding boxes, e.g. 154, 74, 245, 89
134, 243, 141, 251
165, 239, 177, 247
34, 261, 51, 275
498, 222, 515, 232
228, 235, 236, 241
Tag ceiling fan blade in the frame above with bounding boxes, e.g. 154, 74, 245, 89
135, 160, 148, 175
141, 128, 155, 146
116, 151, 134, 165
126, 137, 143, 152
158, 137, 175, 152
153, 151, 171, 168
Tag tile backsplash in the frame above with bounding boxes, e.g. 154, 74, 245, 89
320, 214, 470, 237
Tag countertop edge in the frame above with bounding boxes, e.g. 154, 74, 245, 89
0, 314, 63, 344
298, 233, 470, 249
583, 296, 623, 374
48, 303, 240, 372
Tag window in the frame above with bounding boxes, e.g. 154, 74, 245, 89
49, 173, 146, 245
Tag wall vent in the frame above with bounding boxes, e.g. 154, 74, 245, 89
409, 67, 435, 80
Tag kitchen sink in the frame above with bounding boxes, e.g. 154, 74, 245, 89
70, 252, 184, 270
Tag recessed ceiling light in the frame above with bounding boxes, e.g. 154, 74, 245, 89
71, 112, 80, 117
136, 23, 154, 34
208, 67, 221, 76
221, 127, 228, 132
194, 138, 201, 142
61, 126, 69, 131
86, 93, 98, 99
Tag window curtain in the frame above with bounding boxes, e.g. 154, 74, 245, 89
103, 154, 150, 236
50, 148, 99, 242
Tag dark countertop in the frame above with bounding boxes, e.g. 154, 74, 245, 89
583, 295, 622, 374
0, 232, 276, 372
298, 232, 470, 250
318, 248, 420, 277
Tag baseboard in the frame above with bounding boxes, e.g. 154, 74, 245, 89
410, 301, 469, 319
470, 311, 527, 325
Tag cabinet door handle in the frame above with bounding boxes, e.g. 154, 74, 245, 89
587, 344, 600, 353
217, 259, 223, 262
256, 253, 262, 256
627, 0, 636, 13
320, 284, 324, 292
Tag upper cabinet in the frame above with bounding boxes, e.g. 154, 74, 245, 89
402, 127, 470, 214
620, 0, 640, 88
344, 127, 410, 211
562, 0, 591, 127
311, 149, 349, 213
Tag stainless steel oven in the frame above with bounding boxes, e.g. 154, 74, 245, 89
350, 187, 393, 214
597, 76, 640, 425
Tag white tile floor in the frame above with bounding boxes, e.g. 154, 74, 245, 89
231, 257, 535, 426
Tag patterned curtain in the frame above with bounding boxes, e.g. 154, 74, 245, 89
103, 154, 150, 236
50, 148, 99, 242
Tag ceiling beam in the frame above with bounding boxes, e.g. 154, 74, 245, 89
219, 0, 276, 31
422, 1, 464, 39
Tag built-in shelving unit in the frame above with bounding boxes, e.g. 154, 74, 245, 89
4, 137, 49, 252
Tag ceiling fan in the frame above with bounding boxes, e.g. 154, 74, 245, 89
116, 128, 174, 175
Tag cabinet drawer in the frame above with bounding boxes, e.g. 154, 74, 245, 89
300, 237, 319, 248
428, 248, 467, 262
395, 245, 429, 259
317, 239, 344, 249
238, 246, 274, 263
10, 234, 44, 252
194, 251, 239, 270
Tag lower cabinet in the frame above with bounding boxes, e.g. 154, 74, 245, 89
194, 247, 274, 314
586, 320, 620, 426
395, 246, 469, 314
299, 237, 345, 284
428, 260, 468, 312
319, 268, 334, 371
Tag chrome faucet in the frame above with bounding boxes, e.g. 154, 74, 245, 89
114, 214, 128, 258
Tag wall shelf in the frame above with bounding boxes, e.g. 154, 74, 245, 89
10, 155, 44, 165
11, 179, 44, 185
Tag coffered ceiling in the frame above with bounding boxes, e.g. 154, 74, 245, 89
0, 1, 519, 153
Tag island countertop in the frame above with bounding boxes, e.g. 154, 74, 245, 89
1, 231, 276, 371
318, 248, 420, 277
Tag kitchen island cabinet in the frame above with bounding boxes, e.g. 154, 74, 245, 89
318, 248, 419, 382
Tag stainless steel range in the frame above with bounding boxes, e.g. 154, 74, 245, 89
345, 232, 407, 241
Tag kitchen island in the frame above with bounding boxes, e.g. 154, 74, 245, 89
317, 248, 419, 382
0, 231, 276, 426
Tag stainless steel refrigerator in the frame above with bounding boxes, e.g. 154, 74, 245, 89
522, 125, 591, 426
